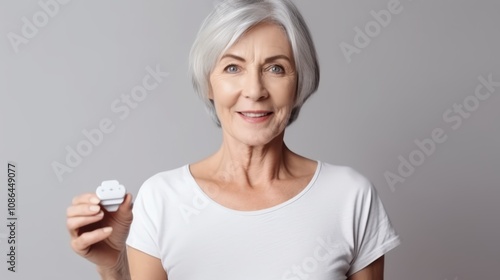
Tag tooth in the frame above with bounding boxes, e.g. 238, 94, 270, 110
243, 113, 268, 117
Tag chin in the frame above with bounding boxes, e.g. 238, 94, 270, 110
239, 130, 285, 147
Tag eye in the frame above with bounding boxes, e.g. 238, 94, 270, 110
224, 64, 239, 73
268, 65, 284, 74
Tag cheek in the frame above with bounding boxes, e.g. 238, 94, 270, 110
265, 80, 296, 107
210, 77, 240, 111
210, 75, 241, 97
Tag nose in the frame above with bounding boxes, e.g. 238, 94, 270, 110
242, 70, 268, 101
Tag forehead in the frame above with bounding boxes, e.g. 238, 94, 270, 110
223, 22, 293, 58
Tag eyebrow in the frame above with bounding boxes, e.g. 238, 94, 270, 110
219, 54, 293, 64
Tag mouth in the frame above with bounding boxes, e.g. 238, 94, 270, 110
238, 111, 273, 118
237, 111, 273, 123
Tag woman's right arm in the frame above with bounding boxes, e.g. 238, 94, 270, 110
127, 246, 168, 280
96, 249, 131, 280
66, 192, 134, 279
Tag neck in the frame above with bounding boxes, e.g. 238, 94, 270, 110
210, 132, 294, 188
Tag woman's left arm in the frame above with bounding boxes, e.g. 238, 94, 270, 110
347, 256, 384, 280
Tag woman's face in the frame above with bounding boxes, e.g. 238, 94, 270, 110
209, 22, 297, 147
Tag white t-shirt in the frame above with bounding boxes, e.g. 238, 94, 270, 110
126, 162, 400, 280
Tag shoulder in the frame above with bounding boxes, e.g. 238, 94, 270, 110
311, 162, 379, 208
135, 164, 192, 199
131, 164, 200, 222
317, 162, 373, 193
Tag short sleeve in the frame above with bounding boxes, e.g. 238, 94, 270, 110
346, 182, 401, 276
126, 179, 161, 259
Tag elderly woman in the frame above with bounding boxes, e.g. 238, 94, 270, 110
66, 0, 400, 279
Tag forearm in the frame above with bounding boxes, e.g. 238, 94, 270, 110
97, 250, 131, 280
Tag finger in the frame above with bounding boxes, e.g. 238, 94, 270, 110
67, 211, 104, 237
103, 194, 133, 227
116, 193, 133, 214
71, 227, 113, 255
72, 193, 100, 206
67, 203, 102, 218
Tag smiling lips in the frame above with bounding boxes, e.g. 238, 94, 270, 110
238, 111, 273, 123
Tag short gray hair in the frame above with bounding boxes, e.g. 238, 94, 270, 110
189, 0, 320, 126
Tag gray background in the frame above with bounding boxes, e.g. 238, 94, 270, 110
1, 0, 499, 279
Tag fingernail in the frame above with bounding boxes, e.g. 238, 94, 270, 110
103, 227, 112, 233
90, 197, 100, 204
89, 205, 100, 212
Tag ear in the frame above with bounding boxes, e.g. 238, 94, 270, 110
208, 83, 214, 100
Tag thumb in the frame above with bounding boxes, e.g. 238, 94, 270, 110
116, 193, 133, 218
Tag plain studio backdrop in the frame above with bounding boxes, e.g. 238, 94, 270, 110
1, 0, 499, 279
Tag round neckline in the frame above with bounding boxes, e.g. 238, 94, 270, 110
185, 161, 322, 216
